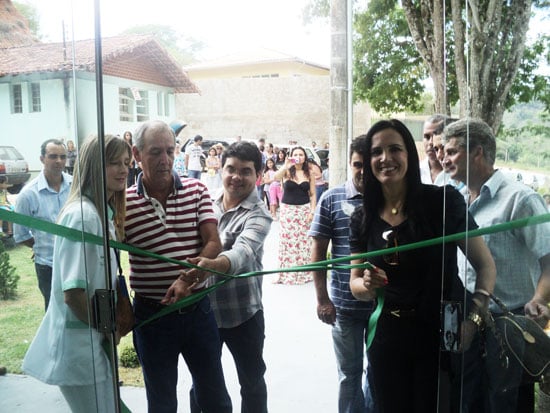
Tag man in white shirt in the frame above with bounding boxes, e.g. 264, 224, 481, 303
185, 135, 204, 180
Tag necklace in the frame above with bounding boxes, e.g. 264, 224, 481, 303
391, 207, 399, 215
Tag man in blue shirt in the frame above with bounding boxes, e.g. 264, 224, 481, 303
14, 139, 72, 311
443, 118, 550, 413
186, 141, 272, 412
308, 136, 375, 413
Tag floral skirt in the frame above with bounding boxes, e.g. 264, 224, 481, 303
276, 202, 313, 285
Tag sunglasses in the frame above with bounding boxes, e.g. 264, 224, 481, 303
382, 228, 399, 266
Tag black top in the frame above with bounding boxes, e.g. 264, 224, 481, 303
349, 184, 477, 330
282, 180, 310, 205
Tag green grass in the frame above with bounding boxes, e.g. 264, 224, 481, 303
0, 245, 143, 386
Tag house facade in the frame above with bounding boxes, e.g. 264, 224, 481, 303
0, 35, 198, 170
178, 48, 372, 147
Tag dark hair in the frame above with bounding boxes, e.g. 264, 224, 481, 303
289, 146, 311, 180
264, 157, 277, 172
222, 141, 263, 174
277, 150, 287, 161
359, 119, 421, 236
193, 135, 203, 143
41, 138, 65, 156
350, 135, 367, 160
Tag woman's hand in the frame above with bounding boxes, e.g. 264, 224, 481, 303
350, 262, 387, 302
362, 266, 388, 295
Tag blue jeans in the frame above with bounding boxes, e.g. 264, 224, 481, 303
332, 311, 375, 413
220, 310, 267, 413
187, 170, 202, 180
35, 263, 52, 311
133, 296, 232, 413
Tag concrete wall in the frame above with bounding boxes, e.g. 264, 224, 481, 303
176, 76, 372, 147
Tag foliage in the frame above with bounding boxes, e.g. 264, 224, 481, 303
13, 1, 40, 38
353, 1, 427, 115
0, 241, 19, 300
498, 103, 550, 168
303, 0, 550, 133
119, 345, 140, 368
0, 246, 142, 385
121, 24, 204, 65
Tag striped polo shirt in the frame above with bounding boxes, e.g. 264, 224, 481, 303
125, 172, 217, 299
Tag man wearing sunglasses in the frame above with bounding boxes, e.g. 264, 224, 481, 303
308, 136, 375, 413
14, 138, 72, 311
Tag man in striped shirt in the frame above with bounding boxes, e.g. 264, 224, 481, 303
185, 141, 272, 412
308, 136, 375, 413
125, 120, 231, 413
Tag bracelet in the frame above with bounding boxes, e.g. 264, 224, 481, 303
467, 311, 484, 329
474, 288, 491, 297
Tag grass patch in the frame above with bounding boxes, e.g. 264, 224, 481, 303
0, 245, 143, 386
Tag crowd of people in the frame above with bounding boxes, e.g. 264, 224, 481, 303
4, 116, 550, 413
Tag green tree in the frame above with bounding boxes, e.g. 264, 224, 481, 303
122, 24, 204, 65
304, 0, 550, 133
13, 1, 40, 37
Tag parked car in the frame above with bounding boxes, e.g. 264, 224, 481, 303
0, 146, 31, 194
315, 148, 329, 170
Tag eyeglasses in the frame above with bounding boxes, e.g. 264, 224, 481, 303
382, 228, 399, 266
352, 161, 363, 169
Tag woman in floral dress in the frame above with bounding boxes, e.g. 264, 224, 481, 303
273, 146, 316, 284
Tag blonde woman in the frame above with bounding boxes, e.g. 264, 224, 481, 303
23, 135, 131, 412
273, 146, 316, 284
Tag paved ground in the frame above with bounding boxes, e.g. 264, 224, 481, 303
0, 220, 340, 412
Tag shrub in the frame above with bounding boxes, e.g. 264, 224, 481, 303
0, 241, 19, 300
119, 345, 139, 368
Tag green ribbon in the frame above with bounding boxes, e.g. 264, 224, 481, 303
3, 208, 550, 345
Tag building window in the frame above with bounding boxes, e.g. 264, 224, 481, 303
11, 84, 23, 114
119, 87, 134, 122
165, 93, 171, 116
136, 90, 149, 122
157, 93, 163, 116
30, 82, 41, 112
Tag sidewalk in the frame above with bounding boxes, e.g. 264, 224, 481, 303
0, 220, 339, 412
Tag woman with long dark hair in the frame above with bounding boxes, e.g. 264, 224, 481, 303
349, 119, 496, 412
273, 146, 316, 284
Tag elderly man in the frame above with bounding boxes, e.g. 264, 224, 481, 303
443, 118, 550, 413
124, 120, 231, 413
186, 141, 272, 412
14, 138, 72, 310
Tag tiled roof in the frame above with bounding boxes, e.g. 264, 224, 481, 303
184, 48, 329, 71
0, 34, 199, 93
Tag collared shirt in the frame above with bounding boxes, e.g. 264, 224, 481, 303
125, 171, 217, 299
458, 170, 550, 311
22, 198, 116, 385
419, 158, 465, 190
308, 180, 372, 316
207, 188, 273, 328
14, 171, 73, 266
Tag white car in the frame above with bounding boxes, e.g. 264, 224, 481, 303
0, 146, 31, 194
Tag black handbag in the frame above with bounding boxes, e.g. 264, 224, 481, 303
487, 294, 550, 384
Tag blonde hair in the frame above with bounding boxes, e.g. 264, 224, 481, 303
63, 134, 131, 240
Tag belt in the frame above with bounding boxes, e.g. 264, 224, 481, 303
382, 306, 417, 318
134, 293, 199, 315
